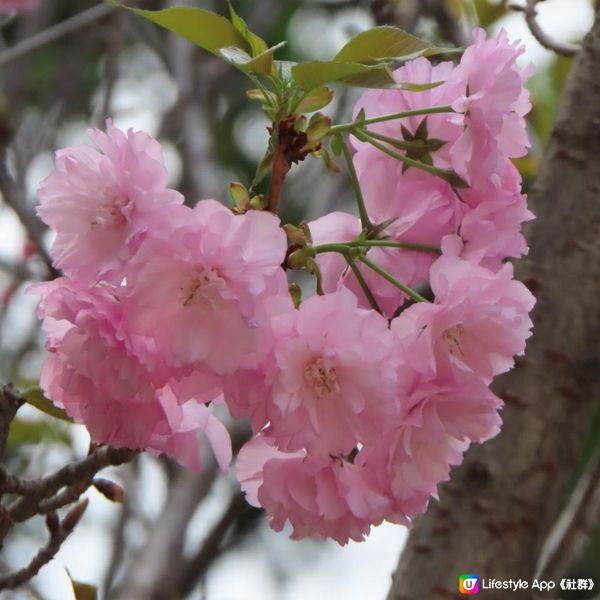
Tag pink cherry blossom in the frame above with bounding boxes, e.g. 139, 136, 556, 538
237, 436, 391, 544
308, 211, 362, 294
352, 57, 465, 168
37, 121, 183, 282
392, 244, 535, 382
28, 278, 230, 472
264, 287, 398, 455
457, 191, 534, 270
450, 28, 533, 188
353, 368, 502, 522
353, 151, 464, 253
222, 293, 295, 432
122, 200, 289, 374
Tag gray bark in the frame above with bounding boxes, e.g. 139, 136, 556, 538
388, 8, 600, 600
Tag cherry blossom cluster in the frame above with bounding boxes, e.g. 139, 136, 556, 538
31, 28, 535, 545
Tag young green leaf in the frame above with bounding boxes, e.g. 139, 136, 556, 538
227, 1, 269, 57
296, 86, 334, 114
251, 149, 275, 190
291, 61, 396, 92
334, 26, 452, 65
330, 134, 343, 157
396, 80, 445, 92
66, 569, 98, 600
221, 41, 285, 75
22, 387, 74, 423
274, 60, 297, 82
115, 5, 250, 58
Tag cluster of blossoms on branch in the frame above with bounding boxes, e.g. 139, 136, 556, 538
31, 28, 535, 545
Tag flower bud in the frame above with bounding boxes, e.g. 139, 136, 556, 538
306, 113, 331, 143
288, 247, 316, 270
93, 478, 125, 503
229, 182, 250, 214
61, 498, 89, 533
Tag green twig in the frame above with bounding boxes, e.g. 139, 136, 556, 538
356, 130, 467, 188
329, 105, 455, 135
314, 240, 441, 255
348, 261, 382, 314
340, 138, 372, 231
358, 255, 428, 303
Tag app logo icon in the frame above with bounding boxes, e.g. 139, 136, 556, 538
459, 574, 480, 594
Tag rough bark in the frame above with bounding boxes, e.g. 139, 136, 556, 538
388, 9, 600, 600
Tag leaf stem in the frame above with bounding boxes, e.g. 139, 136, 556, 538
314, 240, 441, 255
356, 130, 467, 188
340, 138, 372, 231
348, 260, 382, 314
351, 239, 441, 253
358, 255, 428, 303
329, 105, 455, 135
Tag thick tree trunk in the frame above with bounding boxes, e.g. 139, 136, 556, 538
388, 9, 600, 600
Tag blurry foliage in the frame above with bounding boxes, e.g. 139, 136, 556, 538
6, 417, 70, 451
66, 568, 99, 600
473, 0, 510, 28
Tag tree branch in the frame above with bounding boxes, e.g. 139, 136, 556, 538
0, 501, 88, 591
0, 4, 114, 68
511, 0, 580, 57
177, 492, 249, 598
0, 445, 137, 544
112, 462, 219, 600
0, 146, 58, 278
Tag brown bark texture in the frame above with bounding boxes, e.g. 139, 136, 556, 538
388, 9, 600, 600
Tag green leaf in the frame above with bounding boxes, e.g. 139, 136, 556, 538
22, 387, 74, 423
296, 86, 334, 114
226, 2, 279, 74
330, 134, 343, 157
274, 60, 296, 82
292, 61, 396, 92
396, 80, 445, 92
115, 5, 250, 58
334, 26, 451, 65
227, 1, 268, 57
251, 148, 275, 190
66, 569, 98, 600
219, 42, 285, 76
115, 4, 282, 76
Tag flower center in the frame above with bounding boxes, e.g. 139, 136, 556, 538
442, 324, 466, 358
91, 188, 127, 229
304, 357, 340, 398
180, 269, 224, 309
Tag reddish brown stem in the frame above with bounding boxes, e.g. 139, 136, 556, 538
267, 141, 291, 214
